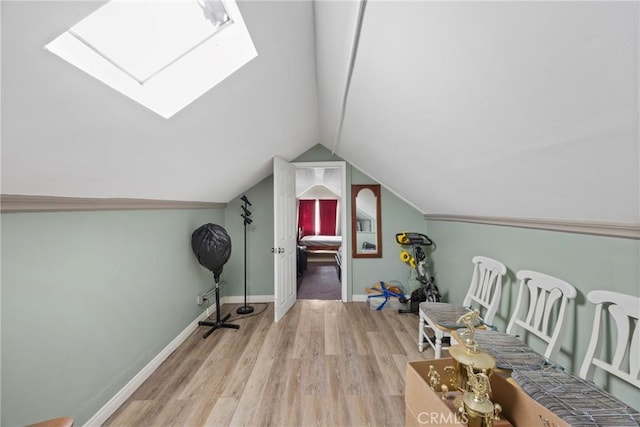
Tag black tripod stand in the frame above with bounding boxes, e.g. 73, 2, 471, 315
198, 271, 239, 339
237, 195, 254, 315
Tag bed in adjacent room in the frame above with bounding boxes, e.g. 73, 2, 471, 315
299, 234, 342, 252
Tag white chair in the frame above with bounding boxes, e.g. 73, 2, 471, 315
419, 256, 507, 358
579, 290, 640, 390
506, 270, 577, 363
461, 256, 508, 329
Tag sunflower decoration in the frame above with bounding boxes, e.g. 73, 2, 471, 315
396, 232, 410, 245
399, 249, 415, 268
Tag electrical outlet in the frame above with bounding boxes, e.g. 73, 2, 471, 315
197, 293, 206, 306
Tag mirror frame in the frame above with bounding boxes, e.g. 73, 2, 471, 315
351, 184, 382, 258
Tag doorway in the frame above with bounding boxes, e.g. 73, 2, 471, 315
294, 161, 347, 301
273, 159, 347, 321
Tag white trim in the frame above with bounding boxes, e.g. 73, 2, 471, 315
83, 309, 212, 427
352, 294, 409, 302
222, 295, 274, 304
85, 295, 276, 425
425, 214, 640, 240
330, 0, 367, 155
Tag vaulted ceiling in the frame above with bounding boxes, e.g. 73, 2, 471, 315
2, 1, 638, 223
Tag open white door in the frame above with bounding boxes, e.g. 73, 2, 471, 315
273, 156, 297, 322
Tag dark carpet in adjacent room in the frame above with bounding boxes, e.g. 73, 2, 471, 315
297, 262, 341, 300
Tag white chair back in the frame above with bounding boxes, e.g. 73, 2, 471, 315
579, 290, 640, 389
506, 270, 577, 362
462, 256, 507, 327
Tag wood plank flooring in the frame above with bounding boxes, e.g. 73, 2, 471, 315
103, 300, 436, 427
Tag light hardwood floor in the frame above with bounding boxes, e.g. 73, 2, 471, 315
104, 300, 436, 427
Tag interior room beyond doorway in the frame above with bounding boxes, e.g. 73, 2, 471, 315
297, 250, 341, 300
295, 164, 345, 301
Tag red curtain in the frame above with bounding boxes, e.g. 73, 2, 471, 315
298, 199, 315, 237
319, 199, 338, 236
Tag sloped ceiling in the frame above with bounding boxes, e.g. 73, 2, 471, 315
318, 1, 639, 223
295, 167, 342, 198
2, 1, 638, 224
1, 0, 319, 202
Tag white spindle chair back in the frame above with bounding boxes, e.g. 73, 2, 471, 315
579, 290, 640, 389
506, 270, 577, 362
462, 255, 508, 327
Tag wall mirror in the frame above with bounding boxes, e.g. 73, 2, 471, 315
351, 184, 382, 258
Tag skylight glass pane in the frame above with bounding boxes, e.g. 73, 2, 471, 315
70, 0, 229, 83
45, 0, 257, 119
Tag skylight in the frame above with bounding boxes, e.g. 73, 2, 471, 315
45, 0, 257, 118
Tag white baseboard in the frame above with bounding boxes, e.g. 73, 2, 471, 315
83, 309, 212, 426
222, 295, 274, 304
83, 296, 274, 426
352, 294, 410, 302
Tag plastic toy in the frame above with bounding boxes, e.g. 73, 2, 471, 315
366, 281, 405, 310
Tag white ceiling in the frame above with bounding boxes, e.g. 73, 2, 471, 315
1, 0, 319, 202
2, 1, 638, 223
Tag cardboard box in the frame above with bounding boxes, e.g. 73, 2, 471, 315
405, 359, 569, 427
490, 373, 568, 427
405, 359, 467, 427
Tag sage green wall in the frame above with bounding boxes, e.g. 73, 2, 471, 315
223, 175, 275, 298
350, 168, 428, 296
222, 144, 427, 299
293, 144, 344, 163
426, 219, 640, 410
1, 208, 224, 426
